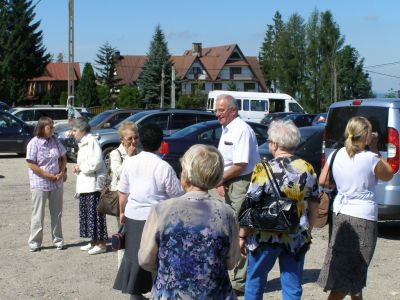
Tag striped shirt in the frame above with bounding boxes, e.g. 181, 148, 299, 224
26, 136, 66, 191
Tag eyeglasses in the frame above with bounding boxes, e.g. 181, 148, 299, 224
267, 139, 275, 144
123, 136, 138, 142
214, 107, 232, 114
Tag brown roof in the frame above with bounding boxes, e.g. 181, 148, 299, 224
115, 55, 147, 85
246, 56, 267, 91
29, 63, 80, 82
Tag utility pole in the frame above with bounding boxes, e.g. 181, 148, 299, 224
160, 65, 165, 109
171, 65, 176, 108
67, 0, 75, 106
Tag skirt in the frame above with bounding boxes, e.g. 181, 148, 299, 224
113, 218, 152, 295
79, 192, 108, 240
317, 213, 378, 294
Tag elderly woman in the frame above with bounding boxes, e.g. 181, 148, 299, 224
113, 123, 184, 300
240, 120, 318, 300
109, 122, 139, 267
71, 117, 108, 255
317, 117, 393, 300
26, 116, 67, 252
138, 144, 241, 299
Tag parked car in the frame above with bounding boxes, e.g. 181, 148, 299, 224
59, 109, 216, 165
159, 120, 269, 176
10, 105, 88, 127
282, 113, 316, 127
57, 108, 141, 161
0, 111, 34, 155
258, 126, 324, 175
312, 112, 327, 126
260, 112, 297, 126
324, 98, 400, 219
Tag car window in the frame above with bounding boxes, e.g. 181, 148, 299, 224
89, 111, 113, 127
250, 124, 269, 145
15, 110, 34, 121
170, 113, 197, 130
197, 114, 216, 122
0, 114, 21, 128
289, 102, 304, 113
250, 100, 268, 112
198, 128, 214, 141
35, 109, 55, 120
139, 114, 169, 129
326, 106, 388, 151
269, 99, 285, 113
108, 112, 132, 127
53, 110, 68, 120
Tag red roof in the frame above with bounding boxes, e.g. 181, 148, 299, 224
115, 55, 147, 85
29, 63, 80, 82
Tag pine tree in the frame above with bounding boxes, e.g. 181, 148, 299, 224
95, 42, 119, 89
76, 63, 98, 107
137, 25, 172, 105
1, 0, 50, 103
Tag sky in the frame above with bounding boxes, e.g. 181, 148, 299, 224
34, 0, 400, 95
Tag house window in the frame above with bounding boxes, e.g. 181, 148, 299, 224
213, 83, 222, 90
190, 67, 202, 79
230, 67, 242, 80
244, 82, 256, 91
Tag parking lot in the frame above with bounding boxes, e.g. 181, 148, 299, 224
1, 154, 400, 299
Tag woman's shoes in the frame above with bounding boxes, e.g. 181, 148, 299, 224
80, 243, 93, 251
88, 246, 106, 255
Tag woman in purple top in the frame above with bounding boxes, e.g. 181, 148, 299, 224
26, 116, 67, 252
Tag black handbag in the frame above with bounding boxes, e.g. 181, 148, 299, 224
111, 225, 125, 251
238, 161, 300, 233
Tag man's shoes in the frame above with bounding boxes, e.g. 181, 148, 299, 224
29, 247, 40, 252
80, 243, 94, 251
88, 246, 106, 255
56, 244, 65, 250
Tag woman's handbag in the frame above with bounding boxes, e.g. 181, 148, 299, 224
111, 225, 125, 251
238, 161, 300, 233
309, 149, 339, 228
97, 188, 119, 216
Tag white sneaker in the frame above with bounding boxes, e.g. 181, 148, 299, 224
80, 243, 93, 251
88, 246, 106, 255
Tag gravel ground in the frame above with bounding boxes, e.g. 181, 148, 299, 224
0, 154, 399, 300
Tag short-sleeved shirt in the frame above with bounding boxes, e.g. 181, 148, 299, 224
329, 147, 380, 221
218, 117, 260, 175
246, 156, 318, 254
26, 136, 66, 191
118, 151, 184, 220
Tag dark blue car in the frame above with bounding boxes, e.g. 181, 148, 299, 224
160, 120, 269, 176
0, 111, 34, 154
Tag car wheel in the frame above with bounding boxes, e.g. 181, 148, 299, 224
102, 146, 117, 168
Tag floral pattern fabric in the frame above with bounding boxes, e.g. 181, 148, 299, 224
247, 156, 318, 254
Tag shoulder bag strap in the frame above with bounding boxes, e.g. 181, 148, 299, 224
261, 160, 283, 198
328, 149, 339, 185
116, 148, 123, 163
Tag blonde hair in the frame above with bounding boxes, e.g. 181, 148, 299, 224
344, 116, 372, 158
180, 144, 224, 190
118, 121, 138, 138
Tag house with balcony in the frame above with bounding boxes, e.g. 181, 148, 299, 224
26, 62, 80, 101
114, 43, 266, 94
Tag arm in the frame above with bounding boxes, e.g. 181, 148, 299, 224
55, 155, 67, 181
374, 158, 393, 181
110, 148, 123, 180
216, 163, 248, 197
118, 192, 128, 224
164, 165, 184, 198
27, 161, 57, 181
138, 207, 159, 272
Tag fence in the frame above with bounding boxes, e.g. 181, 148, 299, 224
88, 106, 109, 115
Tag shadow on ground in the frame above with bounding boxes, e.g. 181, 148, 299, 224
378, 221, 400, 240
263, 268, 320, 293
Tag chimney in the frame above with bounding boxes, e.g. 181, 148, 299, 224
113, 51, 121, 61
191, 43, 202, 57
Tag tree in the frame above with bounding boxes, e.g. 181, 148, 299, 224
76, 63, 98, 107
97, 85, 111, 107
1, 0, 50, 103
55, 52, 64, 63
176, 82, 207, 109
385, 88, 400, 98
95, 41, 119, 89
137, 25, 172, 105
116, 85, 141, 108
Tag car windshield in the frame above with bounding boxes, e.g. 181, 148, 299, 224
89, 111, 113, 127
169, 122, 215, 138
114, 111, 154, 128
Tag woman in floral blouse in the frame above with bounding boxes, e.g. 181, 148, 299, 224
240, 120, 318, 300
139, 144, 241, 299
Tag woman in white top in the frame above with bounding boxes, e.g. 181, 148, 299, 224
113, 123, 184, 300
317, 116, 393, 300
109, 122, 139, 267
71, 117, 108, 255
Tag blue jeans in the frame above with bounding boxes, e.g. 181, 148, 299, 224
245, 243, 306, 300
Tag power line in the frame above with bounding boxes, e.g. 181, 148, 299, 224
365, 61, 400, 69
365, 70, 400, 79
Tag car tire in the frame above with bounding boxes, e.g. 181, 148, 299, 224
102, 146, 118, 168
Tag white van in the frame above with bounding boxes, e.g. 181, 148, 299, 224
207, 90, 304, 123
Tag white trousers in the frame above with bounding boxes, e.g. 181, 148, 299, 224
28, 187, 64, 249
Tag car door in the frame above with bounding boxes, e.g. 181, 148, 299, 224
0, 113, 29, 153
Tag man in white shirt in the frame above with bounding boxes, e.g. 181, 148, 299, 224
215, 94, 260, 294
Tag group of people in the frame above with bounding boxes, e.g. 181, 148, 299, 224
25, 94, 393, 300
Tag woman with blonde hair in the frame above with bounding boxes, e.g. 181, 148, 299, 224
138, 144, 240, 299
318, 116, 393, 300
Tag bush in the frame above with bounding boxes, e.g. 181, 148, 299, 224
116, 86, 141, 108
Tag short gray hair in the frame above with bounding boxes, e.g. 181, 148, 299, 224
72, 117, 91, 133
180, 144, 224, 190
216, 94, 237, 109
267, 120, 300, 151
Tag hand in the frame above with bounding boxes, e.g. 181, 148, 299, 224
127, 144, 136, 156
240, 238, 247, 258
216, 185, 225, 197
55, 172, 63, 182
368, 132, 379, 153
119, 212, 126, 224
46, 173, 58, 181
72, 164, 80, 174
